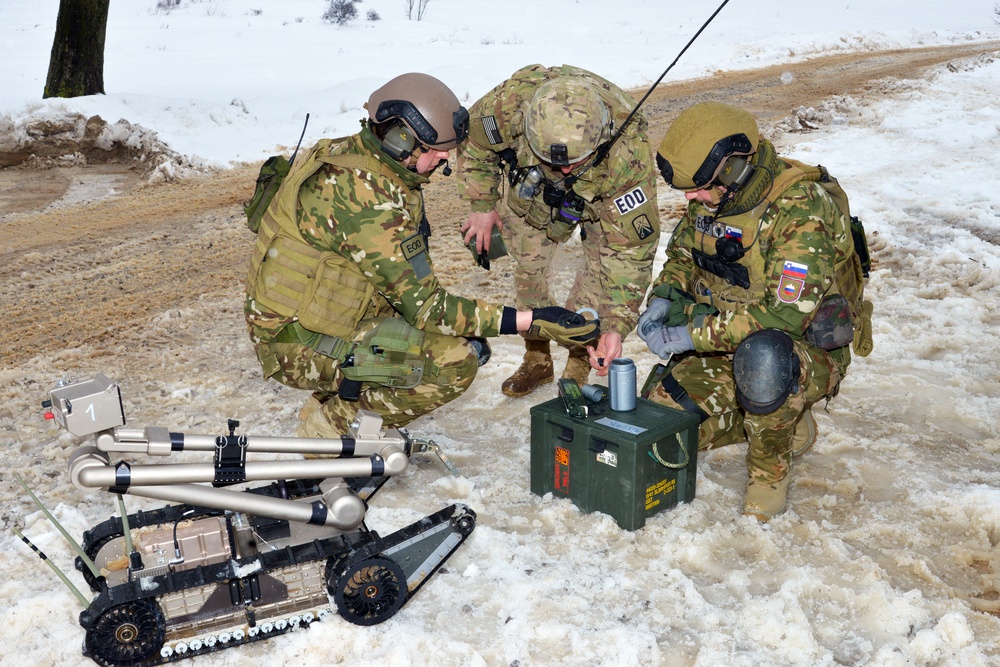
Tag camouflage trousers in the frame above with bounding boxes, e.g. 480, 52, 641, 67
643, 341, 843, 483
255, 320, 479, 437
501, 213, 599, 349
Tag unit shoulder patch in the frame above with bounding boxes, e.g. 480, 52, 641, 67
777, 260, 808, 303
632, 214, 654, 241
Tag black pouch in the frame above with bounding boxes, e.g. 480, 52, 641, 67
805, 294, 855, 350
243, 155, 291, 233
850, 216, 872, 278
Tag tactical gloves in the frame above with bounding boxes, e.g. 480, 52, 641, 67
645, 325, 694, 359
637, 297, 673, 339
528, 307, 600, 346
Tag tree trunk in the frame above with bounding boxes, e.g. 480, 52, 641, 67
43, 0, 111, 99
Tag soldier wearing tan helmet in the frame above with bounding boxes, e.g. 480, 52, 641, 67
456, 64, 660, 397
243, 72, 599, 438
638, 101, 871, 521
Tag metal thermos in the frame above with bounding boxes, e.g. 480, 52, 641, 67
608, 358, 637, 411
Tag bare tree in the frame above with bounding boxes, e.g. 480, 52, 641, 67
43, 0, 110, 98
405, 0, 430, 20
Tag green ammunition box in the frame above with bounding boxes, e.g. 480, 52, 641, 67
529, 396, 700, 530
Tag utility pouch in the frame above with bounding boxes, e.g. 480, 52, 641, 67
340, 317, 426, 389
546, 219, 576, 243
805, 294, 855, 350
244, 155, 291, 233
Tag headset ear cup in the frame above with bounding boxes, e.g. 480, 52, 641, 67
381, 123, 417, 160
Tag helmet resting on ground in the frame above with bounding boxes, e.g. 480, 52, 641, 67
656, 102, 759, 191
524, 77, 610, 166
366, 72, 470, 156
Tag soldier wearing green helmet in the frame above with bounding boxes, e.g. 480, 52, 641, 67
638, 101, 872, 521
243, 72, 599, 439
456, 64, 661, 397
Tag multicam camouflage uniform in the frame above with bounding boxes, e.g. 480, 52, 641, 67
645, 139, 851, 486
456, 64, 660, 342
245, 125, 509, 436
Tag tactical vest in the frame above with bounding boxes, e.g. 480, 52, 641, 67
491, 64, 645, 232
245, 138, 410, 348
689, 159, 873, 356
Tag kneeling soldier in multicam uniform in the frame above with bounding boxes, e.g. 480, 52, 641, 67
456, 64, 660, 397
638, 102, 872, 521
244, 73, 598, 438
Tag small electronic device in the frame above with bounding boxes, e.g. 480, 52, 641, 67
558, 378, 588, 420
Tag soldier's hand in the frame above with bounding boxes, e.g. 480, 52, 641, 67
461, 210, 503, 253
637, 297, 672, 341
645, 324, 694, 359
528, 307, 600, 346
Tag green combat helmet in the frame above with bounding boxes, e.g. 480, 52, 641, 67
656, 102, 759, 191
524, 77, 610, 166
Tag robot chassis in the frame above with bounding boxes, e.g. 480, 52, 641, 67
23, 374, 476, 667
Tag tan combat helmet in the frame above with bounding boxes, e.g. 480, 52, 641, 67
657, 102, 759, 191
524, 77, 610, 166
366, 72, 470, 158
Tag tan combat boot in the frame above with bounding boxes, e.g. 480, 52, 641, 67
561, 347, 592, 387
742, 474, 791, 522
502, 339, 554, 397
791, 407, 817, 457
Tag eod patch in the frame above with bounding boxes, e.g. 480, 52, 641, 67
400, 232, 431, 280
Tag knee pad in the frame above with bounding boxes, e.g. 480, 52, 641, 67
733, 329, 801, 414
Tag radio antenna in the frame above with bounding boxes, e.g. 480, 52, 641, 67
568, 0, 733, 184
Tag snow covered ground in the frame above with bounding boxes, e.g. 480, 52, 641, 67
2, 1, 1000, 666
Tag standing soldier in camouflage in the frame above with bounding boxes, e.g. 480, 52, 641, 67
456, 64, 660, 397
244, 73, 599, 438
638, 102, 872, 521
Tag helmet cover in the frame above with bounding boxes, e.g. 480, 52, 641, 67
657, 102, 759, 190
524, 77, 609, 166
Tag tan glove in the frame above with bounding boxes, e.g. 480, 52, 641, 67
527, 307, 600, 346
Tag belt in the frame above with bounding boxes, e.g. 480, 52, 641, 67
274, 323, 353, 361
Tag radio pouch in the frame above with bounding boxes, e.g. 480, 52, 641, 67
243, 155, 291, 233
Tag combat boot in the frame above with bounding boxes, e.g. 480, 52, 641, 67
502, 339, 554, 397
791, 407, 817, 457
561, 347, 592, 388
742, 474, 791, 522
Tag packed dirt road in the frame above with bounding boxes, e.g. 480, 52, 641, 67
1, 41, 998, 369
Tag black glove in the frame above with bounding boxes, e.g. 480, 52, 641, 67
528, 307, 600, 345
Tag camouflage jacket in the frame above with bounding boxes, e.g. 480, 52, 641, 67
654, 157, 853, 354
455, 64, 660, 338
245, 127, 507, 344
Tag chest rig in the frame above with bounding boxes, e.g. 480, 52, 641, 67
246, 136, 416, 346
686, 158, 872, 356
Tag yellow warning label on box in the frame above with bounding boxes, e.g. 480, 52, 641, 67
645, 477, 676, 510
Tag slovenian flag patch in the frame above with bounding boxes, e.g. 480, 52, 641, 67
725, 226, 742, 241
777, 260, 808, 303
782, 260, 808, 279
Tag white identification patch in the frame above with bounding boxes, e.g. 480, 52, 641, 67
596, 450, 618, 467
613, 186, 648, 215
